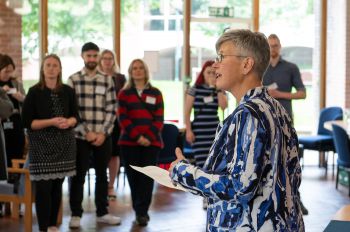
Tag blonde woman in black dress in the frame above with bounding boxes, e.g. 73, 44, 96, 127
22, 54, 79, 232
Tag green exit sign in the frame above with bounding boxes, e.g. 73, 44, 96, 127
209, 6, 234, 17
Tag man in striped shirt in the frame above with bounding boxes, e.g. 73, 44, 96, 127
67, 42, 121, 228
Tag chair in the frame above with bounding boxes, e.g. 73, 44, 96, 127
332, 124, 350, 196
0, 159, 32, 232
157, 123, 179, 165
6, 158, 63, 228
299, 106, 343, 175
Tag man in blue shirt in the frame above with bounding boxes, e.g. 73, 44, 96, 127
170, 30, 304, 231
262, 34, 306, 121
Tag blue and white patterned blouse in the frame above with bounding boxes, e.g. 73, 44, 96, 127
171, 87, 304, 232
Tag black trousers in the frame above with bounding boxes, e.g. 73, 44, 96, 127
34, 178, 64, 231
121, 145, 160, 216
69, 137, 111, 217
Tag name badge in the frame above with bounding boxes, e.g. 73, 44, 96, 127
146, 96, 156, 104
203, 96, 214, 103
7, 88, 17, 94
95, 86, 106, 95
3, 121, 14, 130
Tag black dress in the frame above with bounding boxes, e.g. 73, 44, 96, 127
22, 85, 78, 181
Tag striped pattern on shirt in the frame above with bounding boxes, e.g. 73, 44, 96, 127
67, 69, 117, 140
117, 86, 164, 148
188, 84, 219, 167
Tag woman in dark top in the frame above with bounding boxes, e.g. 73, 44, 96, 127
22, 54, 79, 232
98, 49, 126, 200
118, 59, 164, 226
0, 85, 13, 180
0, 54, 26, 167
185, 60, 227, 168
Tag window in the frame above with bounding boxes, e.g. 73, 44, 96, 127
190, 0, 252, 118
122, 0, 184, 123
48, 0, 113, 81
260, 0, 316, 133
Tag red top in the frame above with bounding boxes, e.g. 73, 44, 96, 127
117, 86, 164, 148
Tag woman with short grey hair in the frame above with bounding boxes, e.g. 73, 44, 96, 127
170, 29, 304, 231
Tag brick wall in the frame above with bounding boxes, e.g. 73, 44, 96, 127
0, 1, 22, 79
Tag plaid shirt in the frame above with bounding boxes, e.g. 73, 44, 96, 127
67, 68, 117, 140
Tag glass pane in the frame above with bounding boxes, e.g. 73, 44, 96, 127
190, 1, 252, 118
191, 0, 252, 18
122, 0, 184, 123
169, 19, 182, 31
48, 0, 113, 82
260, 0, 316, 133
144, 19, 165, 31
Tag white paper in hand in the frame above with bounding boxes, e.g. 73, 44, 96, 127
267, 82, 278, 90
130, 165, 186, 191
7, 88, 17, 94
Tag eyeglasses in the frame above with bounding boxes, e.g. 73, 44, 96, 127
102, 57, 114, 61
269, 44, 280, 49
215, 53, 247, 63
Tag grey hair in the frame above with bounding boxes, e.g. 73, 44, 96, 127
215, 29, 270, 79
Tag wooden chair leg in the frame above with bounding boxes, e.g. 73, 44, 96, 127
4, 202, 11, 215
11, 202, 19, 219
24, 197, 32, 232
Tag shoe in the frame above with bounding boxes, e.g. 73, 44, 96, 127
300, 201, 309, 215
48, 226, 61, 232
97, 214, 121, 225
134, 214, 150, 226
69, 216, 81, 229
202, 198, 208, 210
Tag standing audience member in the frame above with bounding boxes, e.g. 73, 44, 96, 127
0, 54, 26, 167
98, 49, 126, 200
0, 81, 13, 216
68, 42, 121, 228
170, 29, 304, 231
262, 34, 306, 120
0, 76, 13, 180
184, 60, 227, 209
22, 54, 79, 232
185, 60, 227, 167
118, 59, 164, 226
262, 33, 308, 215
